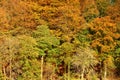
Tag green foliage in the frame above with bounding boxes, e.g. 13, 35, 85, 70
18, 35, 39, 58
48, 48, 60, 57
77, 29, 90, 43
33, 25, 50, 38
33, 25, 60, 51
110, 0, 116, 4
95, 0, 110, 16
82, 1, 99, 22
59, 42, 74, 65
115, 57, 120, 75
60, 42, 74, 53
115, 48, 120, 56
15, 35, 41, 79
32, 25, 61, 79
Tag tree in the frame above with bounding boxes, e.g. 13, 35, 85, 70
16, 35, 40, 80
71, 47, 97, 80
0, 35, 19, 80
88, 16, 119, 53
114, 37, 120, 76
87, 16, 120, 79
32, 25, 60, 80
31, 0, 85, 42
59, 42, 74, 80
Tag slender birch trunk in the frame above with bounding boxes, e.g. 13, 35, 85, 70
104, 64, 107, 80
3, 67, 6, 80
9, 57, 12, 80
81, 67, 85, 80
9, 50, 12, 80
41, 56, 44, 80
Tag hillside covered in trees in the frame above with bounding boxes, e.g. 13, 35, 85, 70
0, 0, 120, 80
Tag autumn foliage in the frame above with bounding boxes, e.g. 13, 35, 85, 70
0, 0, 120, 80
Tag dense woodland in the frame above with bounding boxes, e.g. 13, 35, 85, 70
0, 0, 120, 80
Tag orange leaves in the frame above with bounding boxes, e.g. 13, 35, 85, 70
90, 16, 116, 34
0, 0, 37, 31
31, 0, 85, 42
38, 0, 84, 28
0, 8, 9, 30
106, 0, 120, 23
89, 16, 118, 53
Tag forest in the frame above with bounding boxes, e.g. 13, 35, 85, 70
0, 0, 120, 80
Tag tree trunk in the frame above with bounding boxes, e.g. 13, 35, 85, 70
9, 49, 12, 80
81, 67, 85, 80
41, 56, 44, 80
3, 66, 6, 80
9, 57, 12, 80
104, 64, 107, 80
64, 64, 67, 80
68, 62, 70, 80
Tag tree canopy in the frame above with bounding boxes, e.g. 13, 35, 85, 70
0, 0, 120, 80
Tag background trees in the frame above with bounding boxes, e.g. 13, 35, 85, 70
0, 0, 120, 80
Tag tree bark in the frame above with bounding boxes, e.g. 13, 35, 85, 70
68, 62, 70, 80
3, 66, 6, 80
41, 56, 44, 80
104, 64, 107, 80
81, 67, 85, 80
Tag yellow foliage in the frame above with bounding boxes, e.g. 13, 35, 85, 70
104, 55, 115, 69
